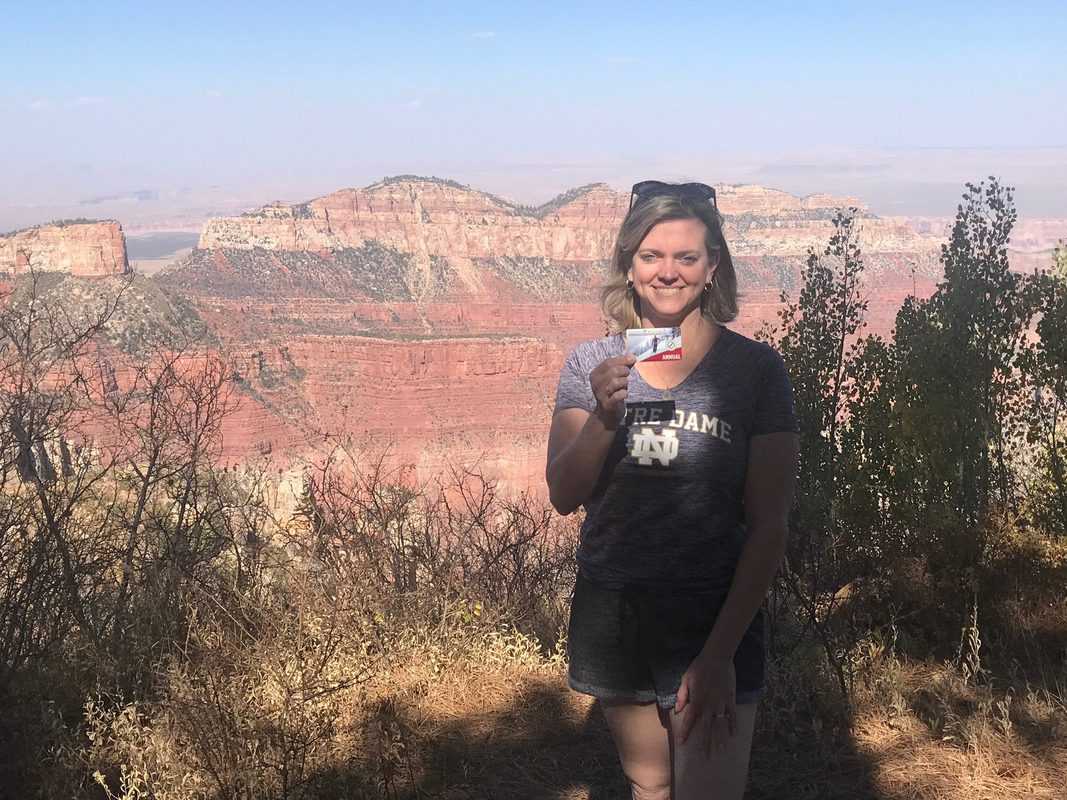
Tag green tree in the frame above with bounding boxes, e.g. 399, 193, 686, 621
890, 178, 1032, 578
763, 208, 871, 698
836, 332, 905, 562
1018, 244, 1067, 534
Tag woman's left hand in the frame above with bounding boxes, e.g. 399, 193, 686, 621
672, 651, 737, 756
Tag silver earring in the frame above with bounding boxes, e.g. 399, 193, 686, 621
626, 279, 634, 290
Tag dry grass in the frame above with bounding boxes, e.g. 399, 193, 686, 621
843, 651, 1067, 800
354, 657, 626, 799
856, 714, 1067, 799
304, 650, 1067, 800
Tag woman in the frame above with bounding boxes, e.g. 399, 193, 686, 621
545, 181, 799, 799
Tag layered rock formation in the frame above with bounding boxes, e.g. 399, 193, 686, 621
0, 220, 131, 277
158, 176, 951, 494
231, 335, 563, 490
198, 179, 626, 262
197, 177, 942, 288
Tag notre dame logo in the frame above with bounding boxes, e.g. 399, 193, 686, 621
628, 427, 679, 468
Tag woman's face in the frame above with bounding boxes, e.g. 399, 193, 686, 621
628, 217, 718, 327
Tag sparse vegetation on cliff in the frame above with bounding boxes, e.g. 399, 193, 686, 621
49, 217, 102, 228
511, 183, 608, 218
7, 272, 214, 355
378, 177, 610, 219
479, 255, 600, 300
426, 254, 454, 296
1, 217, 111, 237
727, 206, 871, 235
378, 174, 472, 191
161, 243, 425, 302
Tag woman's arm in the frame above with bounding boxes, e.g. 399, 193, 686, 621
545, 352, 636, 515
545, 408, 617, 515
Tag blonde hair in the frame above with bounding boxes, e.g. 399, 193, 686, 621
601, 194, 738, 332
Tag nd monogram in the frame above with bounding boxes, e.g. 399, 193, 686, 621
629, 427, 679, 467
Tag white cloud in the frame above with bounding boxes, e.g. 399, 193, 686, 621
405, 98, 423, 110
70, 96, 105, 108
28, 99, 51, 112
206, 89, 223, 98
470, 31, 496, 39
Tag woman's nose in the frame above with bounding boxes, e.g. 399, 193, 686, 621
658, 261, 679, 281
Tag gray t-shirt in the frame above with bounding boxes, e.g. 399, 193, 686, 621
553, 326, 798, 593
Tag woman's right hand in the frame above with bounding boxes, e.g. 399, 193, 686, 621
590, 352, 636, 429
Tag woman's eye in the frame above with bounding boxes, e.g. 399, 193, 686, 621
640, 253, 657, 262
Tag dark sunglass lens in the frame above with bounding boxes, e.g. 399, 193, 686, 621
631, 180, 667, 199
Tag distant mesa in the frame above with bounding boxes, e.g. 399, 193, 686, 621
193, 176, 941, 287
199, 176, 628, 259
0, 219, 131, 278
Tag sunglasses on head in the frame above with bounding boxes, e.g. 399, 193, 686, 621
628, 180, 717, 212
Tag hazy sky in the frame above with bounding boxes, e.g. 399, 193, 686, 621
2, 1, 1065, 229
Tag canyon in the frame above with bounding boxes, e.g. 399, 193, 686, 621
162, 177, 950, 492
8, 177, 1057, 495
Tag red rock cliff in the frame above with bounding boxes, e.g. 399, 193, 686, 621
198, 178, 942, 280
0, 220, 130, 277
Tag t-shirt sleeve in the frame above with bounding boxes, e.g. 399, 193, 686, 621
553, 346, 596, 414
752, 346, 800, 435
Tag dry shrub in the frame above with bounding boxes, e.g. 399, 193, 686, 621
77, 449, 578, 800
297, 446, 576, 651
983, 520, 1067, 605
84, 700, 207, 800
84, 555, 378, 799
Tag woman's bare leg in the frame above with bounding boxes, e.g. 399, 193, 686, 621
600, 700, 672, 800
667, 702, 757, 800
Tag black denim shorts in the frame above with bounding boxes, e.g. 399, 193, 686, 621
567, 572, 765, 709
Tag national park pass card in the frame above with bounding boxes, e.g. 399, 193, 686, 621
626, 327, 682, 362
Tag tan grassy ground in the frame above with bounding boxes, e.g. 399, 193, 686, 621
359, 658, 1067, 800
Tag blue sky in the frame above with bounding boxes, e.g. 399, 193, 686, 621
2, 1, 1065, 227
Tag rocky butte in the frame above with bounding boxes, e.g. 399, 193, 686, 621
158, 176, 949, 493
0, 220, 131, 277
